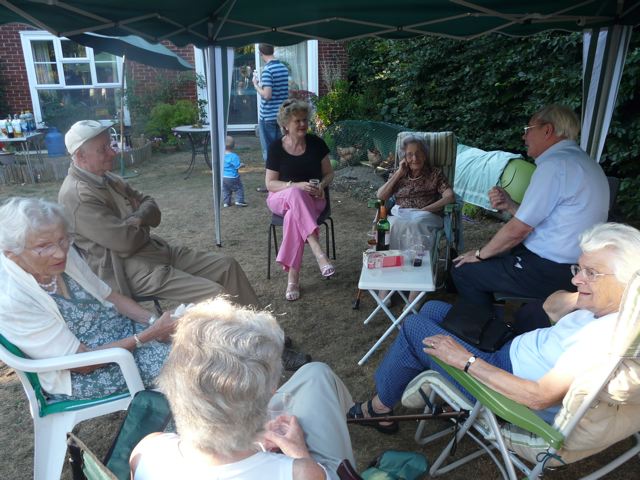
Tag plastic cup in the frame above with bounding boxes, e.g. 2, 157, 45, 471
267, 392, 292, 436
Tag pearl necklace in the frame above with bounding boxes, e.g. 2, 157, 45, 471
38, 275, 58, 294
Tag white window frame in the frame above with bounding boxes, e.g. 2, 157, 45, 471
20, 30, 123, 125
194, 40, 318, 132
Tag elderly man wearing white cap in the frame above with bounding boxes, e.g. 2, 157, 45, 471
58, 120, 259, 307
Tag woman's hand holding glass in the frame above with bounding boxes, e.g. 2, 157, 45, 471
304, 178, 323, 198
263, 415, 311, 459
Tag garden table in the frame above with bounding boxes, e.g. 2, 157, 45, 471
172, 125, 211, 179
1, 132, 44, 183
357, 253, 435, 365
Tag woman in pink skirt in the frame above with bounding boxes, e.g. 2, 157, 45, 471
264, 99, 335, 301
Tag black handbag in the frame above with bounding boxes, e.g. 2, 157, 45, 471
440, 302, 515, 352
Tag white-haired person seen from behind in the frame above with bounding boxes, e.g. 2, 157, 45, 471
130, 298, 355, 480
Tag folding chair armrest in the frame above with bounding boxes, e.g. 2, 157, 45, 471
443, 203, 458, 214
432, 357, 564, 449
5, 347, 144, 394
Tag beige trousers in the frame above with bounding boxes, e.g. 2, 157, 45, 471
125, 243, 259, 306
277, 362, 355, 479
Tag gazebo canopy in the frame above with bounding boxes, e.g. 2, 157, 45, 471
2, 0, 638, 245
1, 1, 638, 47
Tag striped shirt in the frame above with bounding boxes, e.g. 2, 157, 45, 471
259, 60, 289, 121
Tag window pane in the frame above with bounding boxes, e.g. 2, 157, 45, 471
275, 42, 307, 91
60, 39, 87, 58
229, 46, 257, 125
94, 51, 118, 62
35, 64, 59, 85
31, 40, 55, 62
95, 62, 118, 83
38, 88, 120, 133
63, 63, 91, 85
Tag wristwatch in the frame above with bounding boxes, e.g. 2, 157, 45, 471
475, 249, 485, 261
464, 355, 476, 373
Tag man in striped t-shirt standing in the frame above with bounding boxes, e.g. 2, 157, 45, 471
253, 44, 289, 166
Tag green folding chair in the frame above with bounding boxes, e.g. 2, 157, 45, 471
401, 270, 640, 479
67, 390, 173, 480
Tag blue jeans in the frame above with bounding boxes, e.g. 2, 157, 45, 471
258, 119, 281, 161
223, 176, 245, 204
374, 300, 513, 408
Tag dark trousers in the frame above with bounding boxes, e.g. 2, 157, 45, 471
451, 244, 575, 308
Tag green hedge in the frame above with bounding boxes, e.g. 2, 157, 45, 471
344, 32, 640, 219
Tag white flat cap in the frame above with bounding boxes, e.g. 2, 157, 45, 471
65, 120, 113, 155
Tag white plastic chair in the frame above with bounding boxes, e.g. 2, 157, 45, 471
0, 334, 144, 480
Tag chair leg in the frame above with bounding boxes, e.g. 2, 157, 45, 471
323, 222, 330, 259
267, 224, 279, 280
33, 413, 78, 480
267, 225, 273, 279
328, 217, 336, 259
152, 298, 163, 315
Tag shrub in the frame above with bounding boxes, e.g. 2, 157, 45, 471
145, 100, 198, 145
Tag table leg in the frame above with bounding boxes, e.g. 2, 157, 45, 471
22, 142, 35, 183
363, 290, 395, 325
203, 132, 211, 170
183, 133, 197, 179
358, 291, 427, 366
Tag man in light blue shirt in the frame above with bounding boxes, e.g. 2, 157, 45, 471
451, 104, 609, 308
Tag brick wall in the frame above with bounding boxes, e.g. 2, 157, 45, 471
127, 43, 197, 102
0, 23, 197, 120
317, 41, 348, 96
0, 23, 36, 115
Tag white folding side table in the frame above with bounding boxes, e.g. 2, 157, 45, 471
357, 255, 435, 365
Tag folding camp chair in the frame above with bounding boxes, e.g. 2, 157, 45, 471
401, 270, 640, 479
0, 334, 144, 480
67, 389, 173, 480
394, 131, 463, 288
68, 389, 362, 480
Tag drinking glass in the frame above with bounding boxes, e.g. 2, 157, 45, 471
267, 392, 292, 436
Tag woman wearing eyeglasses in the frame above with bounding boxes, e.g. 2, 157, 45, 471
0, 197, 177, 400
348, 222, 640, 432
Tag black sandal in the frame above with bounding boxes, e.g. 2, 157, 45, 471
347, 400, 399, 434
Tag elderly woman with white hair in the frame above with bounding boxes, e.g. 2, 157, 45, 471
130, 298, 355, 480
377, 134, 455, 241
0, 197, 177, 400
348, 222, 640, 433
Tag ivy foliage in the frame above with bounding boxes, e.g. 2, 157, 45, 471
343, 32, 640, 219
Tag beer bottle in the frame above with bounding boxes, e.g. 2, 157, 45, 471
376, 205, 391, 251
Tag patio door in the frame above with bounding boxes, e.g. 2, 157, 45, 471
195, 41, 318, 131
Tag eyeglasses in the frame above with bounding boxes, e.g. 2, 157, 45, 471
29, 235, 74, 256
570, 264, 615, 282
523, 123, 546, 134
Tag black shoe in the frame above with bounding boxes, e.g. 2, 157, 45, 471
347, 400, 399, 434
256, 187, 268, 193
282, 348, 311, 371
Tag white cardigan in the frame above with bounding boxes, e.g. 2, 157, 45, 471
0, 248, 112, 395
